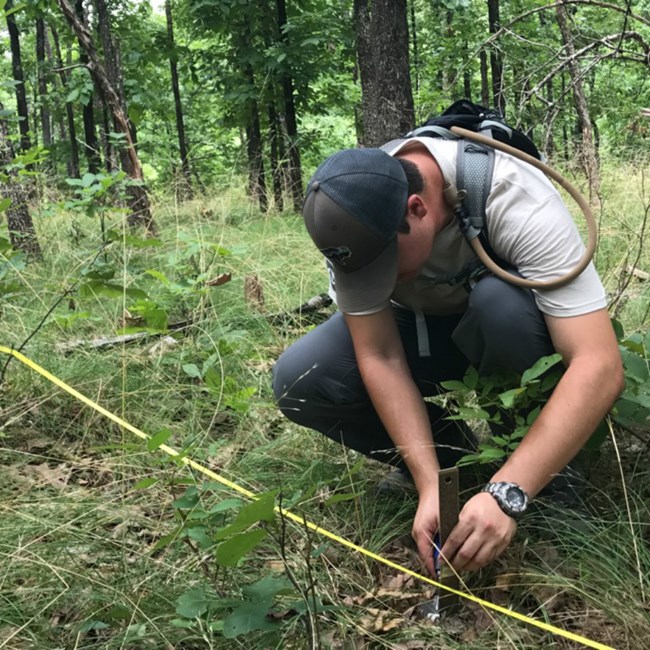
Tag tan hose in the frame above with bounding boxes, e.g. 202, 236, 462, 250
450, 126, 598, 290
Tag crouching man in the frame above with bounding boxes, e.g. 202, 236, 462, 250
272, 137, 623, 575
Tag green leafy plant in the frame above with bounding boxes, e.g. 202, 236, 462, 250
0, 236, 26, 298
440, 354, 564, 466
613, 323, 650, 432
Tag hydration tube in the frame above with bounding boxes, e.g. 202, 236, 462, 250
450, 126, 598, 290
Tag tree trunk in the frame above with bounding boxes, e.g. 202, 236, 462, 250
410, 0, 418, 94
555, 2, 600, 200
479, 50, 490, 106
268, 103, 284, 212
544, 77, 555, 157
36, 18, 53, 148
58, 0, 156, 233
244, 62, 268, 213
5, 0, 31, 153
99, 96, 116, 172
443, 11, 457, 98
276, 0, 302, 211
463, 41, 472, 100
0, 104, 41, 260
165, 0, 193, 199
487, 0, 505, 115
50, 24, 80, 178
354, 0, 414, 147
73, 0, 101, 174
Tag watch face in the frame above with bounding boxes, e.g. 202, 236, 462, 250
505, 486, 526, 511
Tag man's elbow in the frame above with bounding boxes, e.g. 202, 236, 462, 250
610, 357, 625, 401
596, 352, 625, 404
570, 350, 624, 404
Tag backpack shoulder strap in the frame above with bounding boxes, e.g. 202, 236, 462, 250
455, 140, 494, 242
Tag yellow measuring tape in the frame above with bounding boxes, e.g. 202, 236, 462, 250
0, 345, 614, 650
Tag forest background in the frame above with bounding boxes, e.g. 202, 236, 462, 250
1, 0, 650, 648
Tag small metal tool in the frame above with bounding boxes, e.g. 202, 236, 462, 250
414, 467, 460, 622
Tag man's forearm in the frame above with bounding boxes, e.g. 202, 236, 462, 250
358, 355, 440, 493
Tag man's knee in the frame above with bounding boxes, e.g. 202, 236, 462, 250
272, 313, 365, 424
467, 275, 532, 333
454, 275, 554, 374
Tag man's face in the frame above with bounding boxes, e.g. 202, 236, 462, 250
394, 154, 450, 282
396, 227, 431, 281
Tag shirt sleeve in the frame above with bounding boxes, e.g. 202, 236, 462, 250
486, 155, 607, 318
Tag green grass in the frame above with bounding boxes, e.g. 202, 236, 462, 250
0, 161, 649, 649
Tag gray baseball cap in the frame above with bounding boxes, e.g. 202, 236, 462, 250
302, 148, 408, 313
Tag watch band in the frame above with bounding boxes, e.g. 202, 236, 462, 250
482, 481, 529, 518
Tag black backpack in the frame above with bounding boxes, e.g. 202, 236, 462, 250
405, 99, 542, 251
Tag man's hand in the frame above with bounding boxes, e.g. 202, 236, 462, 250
440, 493, 516, 572
412, 486, 440, 575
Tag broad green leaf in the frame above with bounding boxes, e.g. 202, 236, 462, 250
185, 525, 213, 549
203, 366, 221, 389
176, 588, 209, 618
78, 281, 147, 300
324, 491, 364, 506
222, 600, 277, 638
147, 428, 173, 452
498, 387, 525, 408
520, 353, 563, 387
146, 269, 170, 284
79, 620, 109, 633
456, 406, 490, 420
620, 348, 649, 381
242, 575, 294, 601
133, 477, 159, 490
456, 453, 482, 466
463, 366, 479, 389
526, 405, 541, 425
215, 528, 268, 566
0, 198, 11, 212
215, 491, 277, 540
439, 379, 470, 393
150, 531, 180, 554
478, 447, 507, 460
208, 498, 243, 514
142, 307, 168, 331
173, 487, 199, 509
182, 363, 202, 379
123, 235, 163, 248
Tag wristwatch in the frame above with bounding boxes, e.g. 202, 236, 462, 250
482, 482, 529, 519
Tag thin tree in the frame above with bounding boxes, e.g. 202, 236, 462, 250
487, 0, 505, 114
165, 0, 193, 199
74, 0, 101, 173
556, 1, 600, 200
0, 103, 42, 260
50, 23, 80, 178
35, 17, 53, 148
244, 61, 268, 213
354, 0, 414, 147
57, 0, 156, 233
268, 102, 284, 211
276, 0, 302, 211
5, 0, 32, 153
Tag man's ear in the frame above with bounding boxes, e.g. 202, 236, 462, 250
406, 194, 426, 219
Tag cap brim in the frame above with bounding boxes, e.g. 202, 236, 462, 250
333, 237, 398, 314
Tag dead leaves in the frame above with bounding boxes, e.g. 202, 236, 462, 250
206, 272, 232, 287
244, 274, 265, 311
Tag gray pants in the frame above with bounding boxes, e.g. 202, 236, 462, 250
272, 276, 555, 468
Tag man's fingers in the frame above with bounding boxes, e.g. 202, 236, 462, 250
414, 530, 436, 575
439, 519, 472, 566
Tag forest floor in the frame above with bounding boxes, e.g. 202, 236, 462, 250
0, 163, 649, 649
